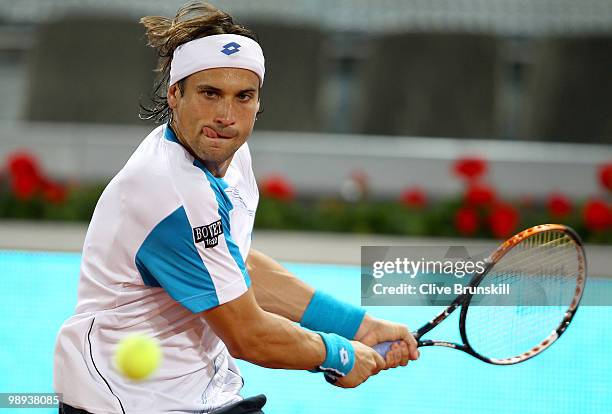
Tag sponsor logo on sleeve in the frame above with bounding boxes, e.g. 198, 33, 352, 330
193, 220, 223, 248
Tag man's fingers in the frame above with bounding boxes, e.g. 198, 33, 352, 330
392, 343, 403, 367
383, 339, 417, 368
360, 320, 420, 369
402, 329, 419, 361
385, 343, 398, 368
395, 324, 419, 360
384, 350, 393, 369
404, 330, 418, 348
399, 341, 410, 366
372, 349, 386, 374
383, 342, 407, 369
406, 338, 420, 361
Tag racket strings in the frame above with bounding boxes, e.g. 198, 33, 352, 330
465, 230, 582, 360
469, 305, 565, 360
486, 232, 577, 306
491, 234, 579, 300
493, 232, 577, 279
488, 234, 577, 298
492, 242, 579, 303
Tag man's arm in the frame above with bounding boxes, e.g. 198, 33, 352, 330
246, 248, 314, 321
246, 248, 420, 365
203, 287, 385, 388
204, 287, 318, 369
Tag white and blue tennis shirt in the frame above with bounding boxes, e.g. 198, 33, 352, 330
54, 124, 259, 413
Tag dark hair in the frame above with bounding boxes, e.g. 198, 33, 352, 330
139, 1, 260, 123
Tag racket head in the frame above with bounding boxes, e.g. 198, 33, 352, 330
459, 224, 587, 365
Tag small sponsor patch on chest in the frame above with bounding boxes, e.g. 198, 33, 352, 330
193, 220, 223, 248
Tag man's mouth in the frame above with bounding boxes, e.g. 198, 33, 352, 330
203, 126, 233, 139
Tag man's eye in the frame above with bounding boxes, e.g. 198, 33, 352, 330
238, 94, 252, 101
202, 90, 217, 98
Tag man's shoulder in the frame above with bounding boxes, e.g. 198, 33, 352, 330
118, 125, 199, 187
232, 142, 253, 170
99, 126, 184, 208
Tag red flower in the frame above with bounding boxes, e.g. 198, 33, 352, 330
260, 174, 295, 202
464, 183, 496, 207
487, 203, 519, 238
547, 193, 572, 218
455, 207, 479, 236
41, 180, 68, 204
400, 187, 427, 209
583, 198, 611, 232
598, 162, 612, 192
11, 173, 40, 200
6, 151, 45, 200
453, 157, 487, 181
7, 152, 42, 180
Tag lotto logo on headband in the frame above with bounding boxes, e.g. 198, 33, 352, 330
221, 42, 241, 56
169, 34, 265, 86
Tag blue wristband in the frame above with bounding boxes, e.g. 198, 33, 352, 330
301, 291, 366, 339
314, 332, 355, 377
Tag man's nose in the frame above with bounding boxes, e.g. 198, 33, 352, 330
214, 100, 236, 127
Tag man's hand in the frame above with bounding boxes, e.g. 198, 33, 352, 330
353, 315, 419, 369
334, 341, 386, 388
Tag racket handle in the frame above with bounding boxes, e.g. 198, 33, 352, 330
372, 341, 394, 357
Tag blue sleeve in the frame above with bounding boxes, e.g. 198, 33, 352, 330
135, 205, 221, 313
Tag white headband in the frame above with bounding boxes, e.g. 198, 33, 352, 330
169, 34, 265, 87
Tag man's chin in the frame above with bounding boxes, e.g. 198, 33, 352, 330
195, 148, 235, 166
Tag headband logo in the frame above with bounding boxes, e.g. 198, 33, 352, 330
221, 42, 241, 56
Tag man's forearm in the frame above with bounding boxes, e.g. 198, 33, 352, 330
246, 248, 314, 321
204, 289, 354, 375
247, 248, 366, 340
231, 310, 325, 369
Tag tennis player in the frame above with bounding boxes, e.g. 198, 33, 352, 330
53, 3, 418, 413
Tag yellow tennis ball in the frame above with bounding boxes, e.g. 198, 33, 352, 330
114, 334, 161, 381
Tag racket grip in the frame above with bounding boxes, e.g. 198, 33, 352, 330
372, 341, 394, 357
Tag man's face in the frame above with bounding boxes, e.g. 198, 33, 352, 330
167, 68, 260, 173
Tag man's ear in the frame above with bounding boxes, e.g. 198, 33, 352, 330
167, 83, 180, 109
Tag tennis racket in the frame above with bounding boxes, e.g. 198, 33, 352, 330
373, 223, 587, 365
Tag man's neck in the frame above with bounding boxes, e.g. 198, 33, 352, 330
203, 159, 231, 178
170, 121, 230, 177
